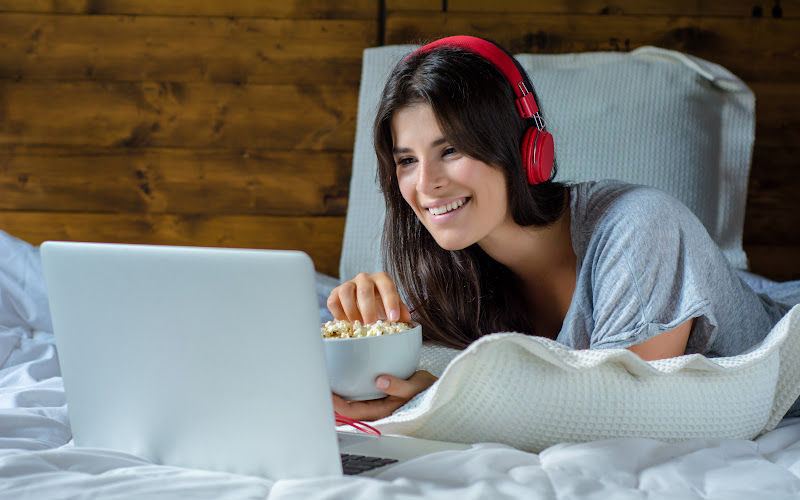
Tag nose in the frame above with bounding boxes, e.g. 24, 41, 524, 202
416, 156, 446, 194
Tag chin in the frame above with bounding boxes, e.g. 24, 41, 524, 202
432, 236, 471, 252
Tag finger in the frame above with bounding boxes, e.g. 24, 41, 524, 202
326, 290, 346, 321
375, 371, 437, 399
398, 303, 412, 323
354, 274, 379, 325
336, 282, 362, 323
334, 396, 406, 422
373, 273, 404, 322
331, 393, 349, 415
375, 301, 388, 321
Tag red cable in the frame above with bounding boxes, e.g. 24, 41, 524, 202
335, 413, 381, 436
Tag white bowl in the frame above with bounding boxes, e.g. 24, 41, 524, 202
323, 323, 422, 401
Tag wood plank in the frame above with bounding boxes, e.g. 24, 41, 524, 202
0, 81, 358, 150
384, 12, 800, 82
752, 83, 800, 148
0, 146, 351, 216
0, 211, 345, 276
0, 0, 376, 19
0, 14, 375, 84
437, 0, 800, 18
743, 146, 800, 245
743, 245, 800, 282
386, 0, 438, 12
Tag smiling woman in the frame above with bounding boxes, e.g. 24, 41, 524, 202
327, 36, 796, 422
367, 39, 572, 349
392, 104, 509, 252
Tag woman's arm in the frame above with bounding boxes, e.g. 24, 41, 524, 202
626, 319, 694, 361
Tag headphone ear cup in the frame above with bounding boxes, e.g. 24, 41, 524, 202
521, 127, 554, 184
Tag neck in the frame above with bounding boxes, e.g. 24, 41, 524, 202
478, 195, 577, 339
478, 199, 575, 283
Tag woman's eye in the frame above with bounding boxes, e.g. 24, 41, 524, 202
443, 147, 457, 156
395, 157, 414, 166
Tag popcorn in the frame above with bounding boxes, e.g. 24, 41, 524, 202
321, 319, 411, 339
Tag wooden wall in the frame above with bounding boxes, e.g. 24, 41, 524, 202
0, 1, 798, 280
0, 1, 377, 276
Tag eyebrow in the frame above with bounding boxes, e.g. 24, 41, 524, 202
392, 137, 447, 154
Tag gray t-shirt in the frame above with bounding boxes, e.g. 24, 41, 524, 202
556, 180, 791, 358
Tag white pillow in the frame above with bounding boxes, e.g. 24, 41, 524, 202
340, 45, 754, 281
0, 230, 53, 333
369, 306, 800, 452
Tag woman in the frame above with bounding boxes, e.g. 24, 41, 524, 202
328, 36, 792, 421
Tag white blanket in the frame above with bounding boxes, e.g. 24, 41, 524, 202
373, 307, 800, 450
2, 231, 800, 498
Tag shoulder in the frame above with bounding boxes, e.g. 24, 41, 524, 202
573, 180, 690, 223
570, 180, 717, 299
571, 180, 703, 245
567, 182, 716, 350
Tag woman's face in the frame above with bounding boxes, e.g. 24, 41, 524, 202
391, 103, 512, 251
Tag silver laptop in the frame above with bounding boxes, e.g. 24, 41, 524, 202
40, 241, 468, 479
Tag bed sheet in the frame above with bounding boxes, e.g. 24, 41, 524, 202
2, 231, 800, 498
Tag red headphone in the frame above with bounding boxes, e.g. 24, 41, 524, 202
409, 36, 554, 185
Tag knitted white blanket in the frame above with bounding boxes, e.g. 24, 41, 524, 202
372, 306, 800, 452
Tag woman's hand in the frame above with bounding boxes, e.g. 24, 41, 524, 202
333, 371, 437, 422
327, 272, 412, 324
328, 272, 423, 421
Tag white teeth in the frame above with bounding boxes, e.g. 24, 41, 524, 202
428, 199, 466, 216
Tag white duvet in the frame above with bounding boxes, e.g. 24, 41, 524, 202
2, 231, 800, 499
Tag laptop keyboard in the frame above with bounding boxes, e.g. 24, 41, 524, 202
340, 453, 398, 475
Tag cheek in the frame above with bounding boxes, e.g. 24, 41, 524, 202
477, 172, 510, 220
493, 183, 511, 217
463, 165, 507, 202
490, 176, 509, 205
396, 172, 417, 208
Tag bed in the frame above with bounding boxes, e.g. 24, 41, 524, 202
2, 45, 800, 498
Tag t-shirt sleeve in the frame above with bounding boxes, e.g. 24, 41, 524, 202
585, 187, 713, 351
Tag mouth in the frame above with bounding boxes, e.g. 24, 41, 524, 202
426, 197, 470, 217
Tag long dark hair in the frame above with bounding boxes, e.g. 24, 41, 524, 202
373, 42, 567, 349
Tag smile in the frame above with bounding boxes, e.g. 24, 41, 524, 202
427, 198, 469, 216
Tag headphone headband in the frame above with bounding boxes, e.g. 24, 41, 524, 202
411, 36, 540, 119
407, 36, 554, 184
